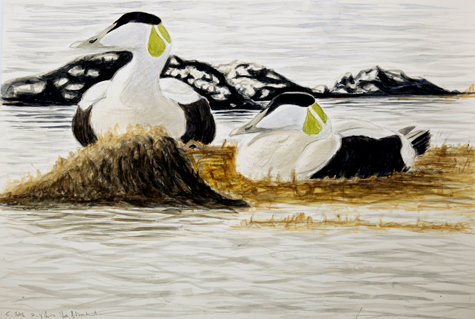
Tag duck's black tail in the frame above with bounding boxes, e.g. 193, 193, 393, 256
399, 127, 431, 156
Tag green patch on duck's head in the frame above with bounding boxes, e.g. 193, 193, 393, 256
148, 26, 166, 57
158, 24, 171, 43
311, 102, 327, 123
303, 102, 328, 135
303, 108, 323, 135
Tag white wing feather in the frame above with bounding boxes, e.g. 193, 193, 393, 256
159, 77, 202, 104
78, 80, 111, 109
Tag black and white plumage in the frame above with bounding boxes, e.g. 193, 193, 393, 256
230, 92, 430, 180
71, 12, 215, 147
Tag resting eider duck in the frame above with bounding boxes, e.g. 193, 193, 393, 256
71, 12, 215, 147
230, 92, 430, 180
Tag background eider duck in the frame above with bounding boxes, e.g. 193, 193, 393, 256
71, 12, 215, 147
231, 92, 430, 180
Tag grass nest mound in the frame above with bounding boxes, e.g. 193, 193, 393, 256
0, 126, 248, 208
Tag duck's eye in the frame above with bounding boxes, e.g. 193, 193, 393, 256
148, 26, 166, 57
89, 39, 97, 44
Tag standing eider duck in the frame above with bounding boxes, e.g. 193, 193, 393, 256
71, 12, 215, 147
230, 92, 430, 180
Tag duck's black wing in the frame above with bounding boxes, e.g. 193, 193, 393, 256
179, 98, 216, 145
310, 135, 407, 179
72, 105, 98, 147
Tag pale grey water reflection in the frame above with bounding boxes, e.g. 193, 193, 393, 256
1, 205, 475, 319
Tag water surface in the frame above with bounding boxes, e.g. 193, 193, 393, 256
1, 97, 475, 318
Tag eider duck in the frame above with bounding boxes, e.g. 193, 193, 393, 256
230, 92, 430, 180
71, 12, 215, 147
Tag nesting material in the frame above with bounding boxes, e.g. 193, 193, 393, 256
0, 126, 248, 208
235, 212, 470, 234
189, 144, 475, 213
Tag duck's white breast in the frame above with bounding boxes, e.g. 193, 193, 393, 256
89, 95, 186, 138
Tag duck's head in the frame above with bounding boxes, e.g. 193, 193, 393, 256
71, 12, 172, 58
230, 92, 331, 137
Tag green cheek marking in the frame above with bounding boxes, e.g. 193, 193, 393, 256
303, 108, 323, 135
158, 24, 171, 43
148, 26, 166, 57
311, 102, 327, 123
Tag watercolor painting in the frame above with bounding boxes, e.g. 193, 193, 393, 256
1, 0, 475, 318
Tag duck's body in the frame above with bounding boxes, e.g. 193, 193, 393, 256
231, 92, 430, 180
71, 12, 215, 147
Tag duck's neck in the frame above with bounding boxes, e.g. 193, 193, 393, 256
108, 51, 169, 107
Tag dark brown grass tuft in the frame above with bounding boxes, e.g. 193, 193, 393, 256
0, 126, 248, 208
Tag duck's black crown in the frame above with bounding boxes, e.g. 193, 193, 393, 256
108, 12, 162, 33
266, 92, 315, 116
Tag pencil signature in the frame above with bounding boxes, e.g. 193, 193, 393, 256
4, 310, 101, 318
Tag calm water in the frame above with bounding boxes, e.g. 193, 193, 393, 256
1, 207, 475, 319
1, 98, 475, 319
2, 1, 475, 318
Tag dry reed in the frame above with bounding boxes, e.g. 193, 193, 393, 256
234, 212, 471, 233
188, 143, 475, 213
